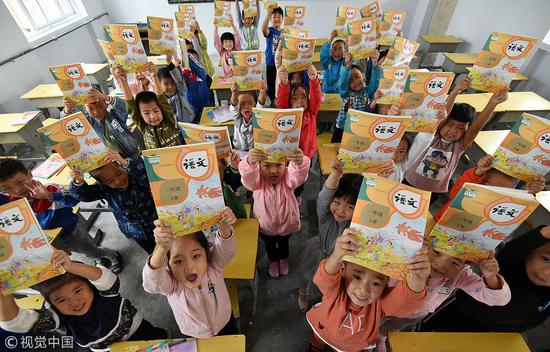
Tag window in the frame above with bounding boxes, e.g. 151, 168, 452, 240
4, 0, 87, 42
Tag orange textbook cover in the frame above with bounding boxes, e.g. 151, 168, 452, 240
378, 11, 406, 46
377, 66, 410, 104
103, 24, 148, 72
335, 6, 359, 37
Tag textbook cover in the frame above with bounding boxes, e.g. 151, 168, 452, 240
0, 198, 64, 295
97, 39, 115, 64
103, 24, 148, 72
32, 154, 66, 179
175, 14, 194, 42
287, 28, 310, 38
401, 71, 455, 133
252, 107, 303, 162
179, 123, 232, 159
281, 34, 316, 72
469, 32, 537, 93
48, 63, 92, 105
342, 174, 431, 280
338, 109, 410, 174
37, 112, 108, 173
360, 0, 383, 21
430, 183, 539, 262
264, 0, 278, 10
214, 0, 233, 28
142, 143, 226, 236
377, 66, 410, 104
284, 6, 306, 32
493, 113, 550, 182
347, 17, 377, 60
384, 36, 419, 67
335, 6, 359, 37
147, 16, 176, 55
232, 50, 263, 91
378, 11, 406, 46
243, 0, 258, 18
178, 4, 196, 20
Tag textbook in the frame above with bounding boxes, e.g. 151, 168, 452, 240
103, 24, 148, 72
37, 112, 108, 173
207, 106, 236, 124
360, 0, 383, 21
252, 107, 303, 162
32, 154, 66, 179
179, 123, 232, 159
175, 14, 194, 42
232, 50, 263, 91
400, 71, 455, 133
264, 0, 278, 10
284, 6, 306, 32
281, 34, 316, 72
243, 0, 258, 18
97, 39, 115, 64
377, 66, 410, 104
287, 28, 310, 38
10, 111, 40, 126
112, 338, 197, 352
214, 0, 233, 28
384, 36, 419, 67
342, 174, 431, 280
493, 113, 550, 182
48, 63, 92, 105
147, 16, 176, 55
429, 183, 539, 262
469, 32, 538, 93
335, 6, 359, 37
338, 109, 410, 174
378, 11, 406, 46
142, 143, 226, 236
178, 4, 196, 20
0, 198, 64, 295
347, 17, 377, 60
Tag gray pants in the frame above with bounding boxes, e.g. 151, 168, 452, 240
52, 220, 117, 260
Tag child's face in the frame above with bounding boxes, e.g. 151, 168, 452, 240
260, 161, 286, 184
428, 248, 466, 279
160, 77, 177, 98
271, 13, 283, 28
238, 93, 256, 122
331, 41, 345, 61
378, 104, 391, 115
349, 67, 365, 92
49, 280, 94, 316
94, 163, 129, 189
343, 262, 388, 307
0, 171, 33, 198
84, 100, 108, 121
484, 170, 516, 188
222, 39, 234, 51
136, 71, 149, 86
139, 100, 164, 126
169, 235, 208, 289
290, 87, 308, 110
392, 139, 410, 163
329, 196, 355, 222
439, 118, 468, 142
290, 72, 303, 85
243, 16, 254, 27
525, 243, 550, 287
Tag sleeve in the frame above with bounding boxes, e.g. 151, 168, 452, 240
275, 81, 291, 109
112, 97, 130, 125
126, 99, 144, 131
312, 259, 343, 296
233, 28, 243, 51
142, 257, 177, 295
320, 42, 332, 70
188, 57, 207, 81
402, 132, 435, 171
198, 31, 208, 51
381, 281, 427, 317
254, 0, 260, 27
498, 226, 550, 273
367, 65, 381, 100
213, 27, 222, 55
284, 156, 311, 190
168, 63, 189, 96
0, 307, 60, 334
238, 158, 263, 191
209, 231, 237, 272
90, 265, 119, 293
69, 181, 107, 202
454, 268, 511, 306
317, 184, 337, 220
338, 66, 351, 100
59, 106, 88, 119
48, 185, 80, 207
124, 157, 149, 183
308, 78, 323, 115
157, 94, 177, 128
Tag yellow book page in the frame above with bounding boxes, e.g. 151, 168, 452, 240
147, 16, 176, 55
214, 1, 233, 28
383, 37, 419, 67
97, 39, 115, 63
335, 6, 359, 37
347, 17, 377, 60
104, 24, 148, 72
360, 0, 383, 21
283, 6, 306, 31
179, 123, 232, 159
378, 67, 410, 104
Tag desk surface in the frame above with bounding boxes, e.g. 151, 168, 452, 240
111, 335, 245, 352
535, 191, 550, 213
473, 130, 509, 155
389, 332, 530, 352
313, 51, 320, 63
443, 52, 478, 64
83, 63, 109, 75
211, 75, 233, 90
316, 37, 328, 47
199, 106, 235, 126
321, 93, 343, 111
0, 112, 41, 133
420, 35, 464, 44
224, 218, 259, 280
497, 91, 550, 112
453, 93, 506, 113
20, 84, 62, 100
465, 66, 528, 81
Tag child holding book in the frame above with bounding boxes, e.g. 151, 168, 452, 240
214, 17, 242, 77
0, 248, 168, 351
142, 207, 238, 337
235, 0, 260, 50
190, 21, 215, 77
230, 81, 267, 152
218, 154, 247, 219
320, 30, 347, 94
0, 159, 120, 272
69, 150, 158, 254
113, 63, 182, 149
306, 228, 430, 351
262, 6, 284, 104
238, 148, 310, 278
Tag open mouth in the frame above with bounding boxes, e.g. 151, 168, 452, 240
73, 302, 86, 312
186, 274, 198, 283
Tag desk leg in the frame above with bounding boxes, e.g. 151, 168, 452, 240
21, 120, 50, 158
250, 268, 259, 324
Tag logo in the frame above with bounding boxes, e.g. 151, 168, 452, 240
294, 7, 305, 18
360, 21, 373, 33
160, 20, 171, 31
246, 53, 259, 66
426, 76, 450, 96
147, 154, 160, 164
403, 41, 415, 55
393, 69, 407, 80
65, 65, 82, 80
346, 8, 356, 19
488, 201, 527, 224
464, 188, 477, 198
365, 177, 377, 186
297, 41, 311, 52
391, 189, 422, 216
372, 121, 400, 140
120, 28, 137, 44
504, 39, 530, 59
391, 13, 402, 24
275, 114, 297, 132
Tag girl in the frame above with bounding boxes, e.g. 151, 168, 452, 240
238, 148, 310, 278
230, 81, 267, 152
0, 249, 167, 351
214, 19, 242, 77
276, 65, 322, 160
142, 207, 238, 338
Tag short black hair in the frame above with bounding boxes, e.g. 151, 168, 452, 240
379, 49, 389, 61
135, 91, 160, 110
333, 174, 363, 204
350, 64, 363, 73
448, 103, 476, 123
239, 90, 258, 102
34, 270, 92, 302
220, 32, 235, 42
400, 132, 413, 149
187, 48, 198, 56
0, 158, 28, 182
272, 7, 284, 16
157, 67, 174, 81
185, 39, 193, 47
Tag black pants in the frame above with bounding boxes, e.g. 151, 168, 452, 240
135, 237, 157, 254
260, 233, 291, 262
129, 319, 169, 341
266, 64, 277, 102
331, 127, 344, 143
218, 313, 239, 336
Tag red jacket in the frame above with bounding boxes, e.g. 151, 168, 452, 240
434, 167, 487, 222
276, 78, 322, 159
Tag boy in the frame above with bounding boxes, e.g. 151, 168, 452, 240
235, 0, 260, 50
69, 150, 157, 254
320, 29, 347, 93
190, 21, 215, 78
230, 80, 267, 152
0, 159, 120, 271
61, 89, 141, 158
262, 6, 283, 104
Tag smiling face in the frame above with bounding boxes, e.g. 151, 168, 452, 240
392, 138, 410, 163
139, 100, 164, 126
439, 118, 468, 142
238, 93, 256, 123
525, 243, 550, 287
260, 161, 286, 184
428, 248, 466, 279
290, 86, 308, 109
160, 77, 177, 97
93, 163, 129, 189
343, 262, 388, 307
0, 171, 33, 198
331, 41, 345, 61
169, 235, 208, 289
49, 280, 94, 316
329, 196, 355, 222
222, 39, 234, 51
349, 67, 365, 92
271, 12, 283, 29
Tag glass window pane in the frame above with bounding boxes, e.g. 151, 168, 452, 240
21, 0, 48, 27
58, 0, 75, 16
37, 0, 63, 22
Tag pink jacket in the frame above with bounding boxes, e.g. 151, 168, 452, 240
142, 234, 235, 338
214, 27, 242, 77
238, 157, 310, 236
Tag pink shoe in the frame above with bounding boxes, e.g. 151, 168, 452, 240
279, 258, 289, 276
268, 261, 279, 278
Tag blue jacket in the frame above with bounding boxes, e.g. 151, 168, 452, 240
184, 56, 215, 120
320, 42, 346, 93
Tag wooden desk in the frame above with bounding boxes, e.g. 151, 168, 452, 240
441, 53, 478, 74
20, 84, 64, 115
453, 93, 506, 113
535, 191, 550, 213
0, 112, 49, 157
465, 66, 528, 91
313, 51, 322, 70
317, 141, 338, 176
199, 106, 235, 127
473, 130, 509, 155
315, 37, 328, 50
417, 35, 464, 68
147, 55, 168, 66
489, 91, 550, 129
111, 335, 246, 352
83, 63, 110, 93
211, 75, 233, 105
318, 93, 342, 123
224, 218, 259, 280
389, 332, 530, 352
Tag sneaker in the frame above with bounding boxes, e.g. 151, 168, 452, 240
279, 258, 289, 276
108, 251, 123, 274
298, 289, 309, 312
268, 261, 279, 278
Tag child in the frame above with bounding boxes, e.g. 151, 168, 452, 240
218, 153, 247, 218
185, 49, 215, 119
273, 40, 309, 97
0, 249, 168, 350
113, 62, 182, 149
298, 159, 363, 311
419, 225, 550, 333
190, 21, 215, 78
238, 148, 310, 278
320, 30, 347, 94
235, 0, 260, 50
262, 6, 284, 103
214, 18, 242, 77
230, 81, 267, 152
142, 207, 238, 337
306, 228, 430, 351
0, 159, 120, 272
157, 50, 196, 124
69, 150, 158, 254
276, 66, 322, 160
434, 154, 546, 221
128, 70, 153, 97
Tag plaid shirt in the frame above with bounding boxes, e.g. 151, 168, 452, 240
335, 87, 371, 129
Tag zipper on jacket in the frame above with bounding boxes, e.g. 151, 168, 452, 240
198, 285, 215, 336
153, 126, 163, 148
